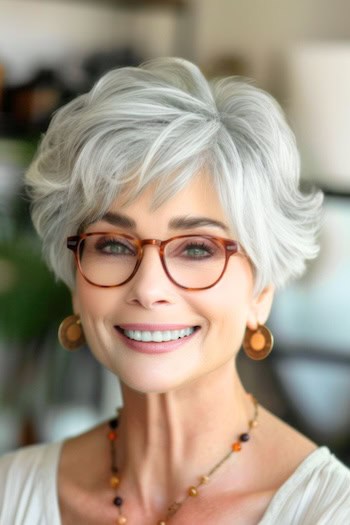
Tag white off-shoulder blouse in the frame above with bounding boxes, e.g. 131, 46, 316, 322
0, 442, 349, 524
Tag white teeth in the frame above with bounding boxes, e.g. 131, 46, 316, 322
123, 327, 195, 342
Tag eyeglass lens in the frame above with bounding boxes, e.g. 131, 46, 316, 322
78, 234, 227, 289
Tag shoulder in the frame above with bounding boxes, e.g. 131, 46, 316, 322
0, 441, 62, 481
0, 441, 63, 524
259, 447, 350, 524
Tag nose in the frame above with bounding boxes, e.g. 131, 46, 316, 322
125, 242, 176, 309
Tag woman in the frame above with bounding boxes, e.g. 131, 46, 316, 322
0, 57, 349, 524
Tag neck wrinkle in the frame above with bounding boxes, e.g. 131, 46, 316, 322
116, 362, 253, 515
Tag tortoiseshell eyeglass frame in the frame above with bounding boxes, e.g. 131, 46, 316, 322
67, 232, 244, 291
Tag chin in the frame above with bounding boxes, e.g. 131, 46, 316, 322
113, 364, 196, 395
120, 376, 182, 395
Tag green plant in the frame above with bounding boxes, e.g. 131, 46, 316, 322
0, 139, 72, 418
0, 235, 71, 343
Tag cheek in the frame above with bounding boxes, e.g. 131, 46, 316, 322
74, 280, 122, 371
75, 273, 118, 317
198, 263, 254, 345
73, 276, 120, 350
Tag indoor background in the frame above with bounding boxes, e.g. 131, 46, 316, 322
0, 0, 349, 465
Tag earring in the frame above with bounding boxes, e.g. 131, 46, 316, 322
58, 314, 85, 351
243, 324, 273, 360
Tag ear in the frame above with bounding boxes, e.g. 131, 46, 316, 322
246, 284, 275, 330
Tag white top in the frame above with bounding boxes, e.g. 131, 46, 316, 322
0, 443, 349, 524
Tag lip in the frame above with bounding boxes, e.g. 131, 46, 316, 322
115, 325, 200, 354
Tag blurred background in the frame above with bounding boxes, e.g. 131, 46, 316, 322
0, 0, 349, 464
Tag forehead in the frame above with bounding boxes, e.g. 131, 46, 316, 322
111, 173, 226, 222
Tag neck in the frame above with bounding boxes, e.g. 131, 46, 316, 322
115, 360, 256, 516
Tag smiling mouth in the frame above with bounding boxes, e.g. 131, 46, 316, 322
117, 326, 199, 343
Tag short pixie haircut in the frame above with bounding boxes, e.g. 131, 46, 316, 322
26, 57, 323, 294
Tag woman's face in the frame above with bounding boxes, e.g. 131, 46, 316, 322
73, 174, 273, 393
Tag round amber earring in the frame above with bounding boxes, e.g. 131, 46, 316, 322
242, 325, 273, 360
58, 314, 85, 351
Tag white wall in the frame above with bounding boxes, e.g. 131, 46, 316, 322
1, 0, 350, 86
287, 42, 350, 187
0, 1, 123, 83
0, 0, 177, 85
193, 0, 350, 86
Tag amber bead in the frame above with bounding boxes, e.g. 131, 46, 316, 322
108, 430, 118, 441
117, 516, 127, 524
232, 442, 241, 452
188, 486, 198, 497
199, 475, 210, 485
158, 521, 167, 525
110, 475, 121, 488
168, 502, 181, 514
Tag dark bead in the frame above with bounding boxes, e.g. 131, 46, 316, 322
114, 496, 123, 507
240, 433, 250, 442
111, 465, 119, 473
109, 418, 119, 429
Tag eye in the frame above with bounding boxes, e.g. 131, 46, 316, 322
182, 242, 214, 258
168, 237, 221, 260
93, 235, 136, 256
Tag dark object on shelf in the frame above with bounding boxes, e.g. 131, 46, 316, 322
83, 47, 142, 86
1, 69, 65, 137
0, 63, 4, 111
115, 0, 187, 8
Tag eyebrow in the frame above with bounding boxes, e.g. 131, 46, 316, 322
100, 212, 229, 233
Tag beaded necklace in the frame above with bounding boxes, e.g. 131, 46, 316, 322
107, 393, 259, 524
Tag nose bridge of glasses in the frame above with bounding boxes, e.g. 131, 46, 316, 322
140, 238, 162, 248
138, 238, 164, 259
134, 238, 170, 284
137, 238, 166, 267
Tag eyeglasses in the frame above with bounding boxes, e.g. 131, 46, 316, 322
67, 232, 243, 290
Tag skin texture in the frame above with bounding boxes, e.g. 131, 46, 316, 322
59, 174, 316, 524
73, 174, 274, 393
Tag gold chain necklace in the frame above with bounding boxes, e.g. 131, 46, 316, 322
107, 393, 259, 524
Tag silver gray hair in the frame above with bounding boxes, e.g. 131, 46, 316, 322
25, 57, 323, 294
